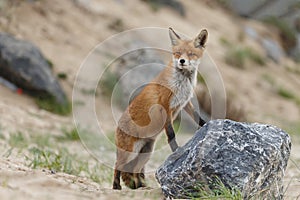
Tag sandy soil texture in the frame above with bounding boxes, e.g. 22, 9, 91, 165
0, 0, 299, 199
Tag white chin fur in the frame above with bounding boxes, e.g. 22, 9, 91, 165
190, 59, 201, 67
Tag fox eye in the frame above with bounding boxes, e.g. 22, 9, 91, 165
174, 52, 181, 56
188, 52, 197, 57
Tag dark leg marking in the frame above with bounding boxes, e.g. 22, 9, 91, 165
193, 110, 206, 127
113, 169, 122, 190
166, 123, 178, 152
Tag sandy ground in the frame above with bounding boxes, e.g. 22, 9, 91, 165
0, 0, 299, 199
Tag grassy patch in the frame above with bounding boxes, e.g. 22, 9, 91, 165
57, 72, 68, 80
186, 179, 242, 199
225, 46, 265, 69
27, 147, 85, 175
26, 146, 113, 184
46, 58, 54, 69
35, 96, 71, 116
277, 87, 300, 105
261, 73, 276, 85
9, 132, 28, 149
100, 69, 119, 96
286, 123, 300, 136
0, 125, 4, 140
285, 65, 300, 75
277, 87, 295, 99
219, 37, 231, 47
5, 128, 112, 185
55, 128, 80, 142
31, 134, 51, 147
261, 73, 300, 105
80, 88, 95, 96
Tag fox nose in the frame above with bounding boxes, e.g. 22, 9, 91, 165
179, 59, 185, 64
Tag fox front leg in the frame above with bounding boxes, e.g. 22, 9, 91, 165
164, 121, 178, 152
184, 101, 206, 128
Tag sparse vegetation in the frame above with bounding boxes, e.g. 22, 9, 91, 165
55, 128, 80, 142
286, 122, 300, 136
9, 132, 28, 149
277, 87, 300, 105
186, 179, 242, 199
277, 87, 295, 100
57, 72, 68, 80
108, 18, 125, 32
219, 37, 231, 47
285, 64, 300, 75
220, 37, 266, 68
31, 134, 51, 147
3, 129, 113, 185
46, 58, 54, 69
225, 46, 265, 69
25, 146, 113, 184
261, 73, 300, 106
261, 73, 276, 85
100, 68, 119, 97
35, 96, 72, 116
27, 147, 82, 175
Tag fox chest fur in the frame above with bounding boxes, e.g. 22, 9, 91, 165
169, 68, 197, 113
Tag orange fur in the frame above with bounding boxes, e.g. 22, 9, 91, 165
113, 28, 208, 190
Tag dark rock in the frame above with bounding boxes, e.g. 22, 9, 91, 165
0, 32, 67, 105
156, 119, 291, 199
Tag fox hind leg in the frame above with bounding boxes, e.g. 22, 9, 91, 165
113, 169, 122, 190
135, 140, 155, 188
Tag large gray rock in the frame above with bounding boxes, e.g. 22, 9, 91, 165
0, 33, 67, 105
156, 119, 291, 199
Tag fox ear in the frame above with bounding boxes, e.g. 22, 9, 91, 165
169, 27, 181, 46
194, 29, 208, 48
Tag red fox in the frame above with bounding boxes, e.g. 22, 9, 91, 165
113, 27, 208, 190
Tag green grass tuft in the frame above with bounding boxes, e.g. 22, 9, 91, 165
277, 87, 295, 100
35, 96, 71, 116
186, 179, 242, 199
57, 72, 68, 80
27, 147, 83, 175
225, 46, 266, 69
277, 87, 300, 105
261, 73, 276, 85
100, 69, 119, 96
219, 37, 231, 47
55, 128, 81, 142
31, 134, 51, 147
9, 132, 28, 149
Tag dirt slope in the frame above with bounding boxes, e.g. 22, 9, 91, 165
0, 0, 299, 199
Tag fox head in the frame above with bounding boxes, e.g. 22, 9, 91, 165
169, 27, 208, 75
